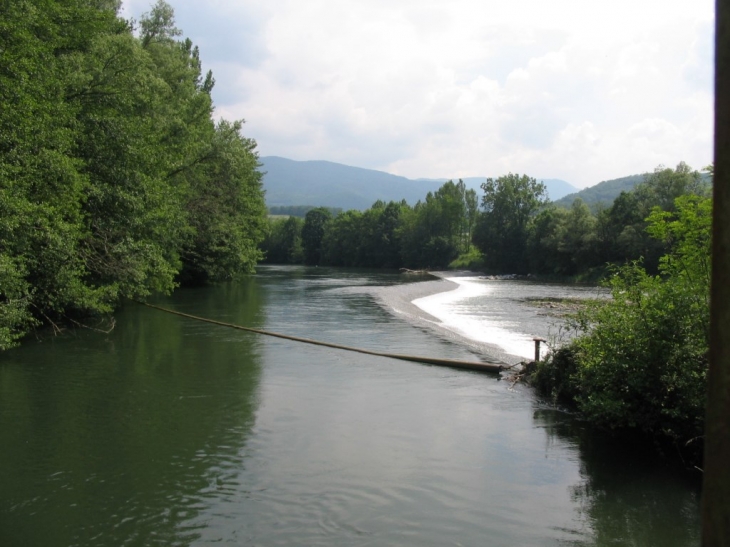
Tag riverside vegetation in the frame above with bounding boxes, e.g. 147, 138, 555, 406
1, 0, 712, 467
263, 164, 712, 463
0, 0, 267, 350
532, 194, 711, 463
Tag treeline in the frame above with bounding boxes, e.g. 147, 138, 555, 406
261, 162, 710, 276
269, 205, 342, 218
0, 0, 267, 350
261, 179, 478, 268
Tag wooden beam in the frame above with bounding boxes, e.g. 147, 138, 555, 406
702, 0, 730, 543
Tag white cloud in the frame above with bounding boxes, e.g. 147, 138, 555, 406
122, 0, 714, 188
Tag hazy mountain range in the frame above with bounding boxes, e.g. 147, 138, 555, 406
259, 156, 646, 211
553, 174, 646, 208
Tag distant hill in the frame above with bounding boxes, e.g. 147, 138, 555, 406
554, 174, 646, 208
260, 157, 436, 210
259, 156, 579, 211
554, 170, 712, 209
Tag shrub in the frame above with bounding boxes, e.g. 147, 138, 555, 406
533, 195, 711, 449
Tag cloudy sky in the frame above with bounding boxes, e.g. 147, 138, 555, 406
122, 0, 713, 188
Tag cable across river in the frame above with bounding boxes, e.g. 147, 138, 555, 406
141, 302, 504, 374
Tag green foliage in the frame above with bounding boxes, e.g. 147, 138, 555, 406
318, 200, 407, 268
0, 0, 267, 349
301, 207, 332, 265
449, 248, 484, 269
595, 162, 709, 273
321, 210, 365, 266
397, 181, 475, 268
265, 178, 477, 270
523, 162, 710, 278
0, 255, 37, 349
261, 216, 304, 264
554, 174, 646, 208
0, 0, 122, 348
531, 346, 581, 405
180, 121, 267, 283
474, 173, 548, 273
535, 195, 711, 446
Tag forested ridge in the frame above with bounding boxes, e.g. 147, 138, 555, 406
0, 0, 267, 350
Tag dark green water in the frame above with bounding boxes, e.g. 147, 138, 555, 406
0, 266, 701, 546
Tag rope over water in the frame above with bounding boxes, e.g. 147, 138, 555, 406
140, 302, 503, 374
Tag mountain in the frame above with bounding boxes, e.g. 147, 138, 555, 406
260, 157, 438, 210
554, 171, 713, 208
553, 174, 646, 208
259, 156, 579, 211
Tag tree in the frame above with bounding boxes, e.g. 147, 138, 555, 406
534, 195, 712, 453
261, 216, 304, 264
557, 199, 598, 274
461, 181, 479, 253
301, 207, 332, 265
432, 180, 465, 251
0, 0, 122, 348
73, 28, 189, 299
639, 162, 709, 212
473, 173, 548, 273
397, 183, 462, 269
527, 206, 568, 274
321, 210, 362, 266
179, 120, 267, 283
0, 0, 268, 349
376, 200, 406, 268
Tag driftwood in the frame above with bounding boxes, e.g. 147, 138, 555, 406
399, 268, 429, 274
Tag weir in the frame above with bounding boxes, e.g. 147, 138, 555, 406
141, 302, 504, 374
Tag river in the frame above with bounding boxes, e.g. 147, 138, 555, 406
0, 265, 701, 546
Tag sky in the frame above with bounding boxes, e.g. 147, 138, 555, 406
121, 0, 714, 189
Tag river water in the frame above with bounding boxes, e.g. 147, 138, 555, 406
0, 266, 701, 546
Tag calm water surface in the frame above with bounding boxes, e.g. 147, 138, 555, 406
0, 266, 701, 546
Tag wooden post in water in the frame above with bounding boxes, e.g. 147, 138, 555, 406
533, 337, 546, 363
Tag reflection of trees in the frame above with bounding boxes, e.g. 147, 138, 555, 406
0, 277, 265, 546
532, 408, 702, 546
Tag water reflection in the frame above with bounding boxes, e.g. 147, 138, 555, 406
533, 408, 701, 546
0, 268, 702, 546
0, 277, 265, 546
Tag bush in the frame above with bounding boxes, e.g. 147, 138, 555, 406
532, 195, 711, 449
570, 261, 708, 442
449, 248, 484, 269
531, 346, 581, 405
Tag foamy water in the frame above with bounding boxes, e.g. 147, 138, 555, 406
412, 277, 538, 359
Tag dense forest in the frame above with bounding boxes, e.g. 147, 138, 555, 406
0, 0, 267, 350
261, 161, 710, 277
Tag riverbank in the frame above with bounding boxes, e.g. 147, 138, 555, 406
369, 270, 608, 367
372, 272, 527, 366
372, 272, 459, 325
